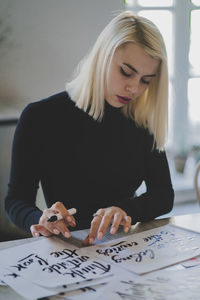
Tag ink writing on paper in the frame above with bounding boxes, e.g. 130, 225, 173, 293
9, 247, 112, 284
143, 230, 175, 247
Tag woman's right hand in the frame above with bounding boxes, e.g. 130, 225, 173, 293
30, 202, 76, 238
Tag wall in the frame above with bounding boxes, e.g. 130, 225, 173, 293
0, 0, 124, 113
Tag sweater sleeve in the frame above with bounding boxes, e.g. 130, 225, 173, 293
115, 137, 174, 223
5, 103, 43, 232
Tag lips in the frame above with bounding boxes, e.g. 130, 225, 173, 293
117, 95, 132, 104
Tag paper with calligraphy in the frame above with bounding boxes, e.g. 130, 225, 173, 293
0, 236, 112, 289
95, 264, 200, 300
0, 224, 200, 299
91, 224, 200, 274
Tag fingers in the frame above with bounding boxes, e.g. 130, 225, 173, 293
110, 211, 124, 234
88, 209, 105, 245
121, 215, 132, 233
30, 224, 52, 237
53, 221, 72, 238
87, 207, 132, 245
81, 234, 90, 246
97, 211, 114, 240
37, 202, 77, 239
51, 202, 76, 227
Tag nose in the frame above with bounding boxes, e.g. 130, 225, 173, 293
125, 79, 140, 95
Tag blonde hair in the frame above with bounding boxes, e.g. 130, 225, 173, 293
66, 10, 168, 150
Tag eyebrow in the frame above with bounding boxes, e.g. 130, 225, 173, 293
123, 63, 157, 78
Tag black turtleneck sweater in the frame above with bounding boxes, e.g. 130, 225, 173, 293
5, 91, 174, 232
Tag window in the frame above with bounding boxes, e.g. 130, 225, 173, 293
125, 0, 200, 155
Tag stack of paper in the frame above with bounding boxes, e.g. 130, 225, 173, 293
0, 224, 200, 299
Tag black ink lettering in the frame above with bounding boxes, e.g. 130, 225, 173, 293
12, 254, 35, 271
62, 261, 111, 280
5, 272, 20, 279
111, 249, 155, 263
96, 241, 138, 257
35, 255, 48, 266
12, 253, 49, 272
18, 254, 34, 262
80, 286, 96, 292
50, 249, 78, 259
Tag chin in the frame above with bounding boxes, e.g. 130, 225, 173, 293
113, 102, 124, 108
110, 100, 124, 108
105, 96, 124, 108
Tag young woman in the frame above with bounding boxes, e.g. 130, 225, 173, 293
5, 11, 174, 244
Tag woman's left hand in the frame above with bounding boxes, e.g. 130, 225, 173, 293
82, 206, 132, 245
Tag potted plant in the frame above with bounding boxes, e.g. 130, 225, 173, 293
173, 150, 188, 174
191, 145, 200, 164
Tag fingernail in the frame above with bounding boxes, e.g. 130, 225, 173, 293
67, 216, 72, 222
53, 229, 60, 235
97, 232, 103, 240
124, 227, 129, 233
89, 238, 94, 244
110, 227, 116, 234
34, 232, 40, 237
64, 231, 71, 238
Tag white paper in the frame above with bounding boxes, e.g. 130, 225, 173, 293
0, 266, 56, 300
181, 255, 200, 268
96, 266, 200, 300
0, 266, 112, 300
49, 282, 107, 300
90, 224, 200, 274
0, 236, 113, 288
1, 224, 200, 299
43, 274, 113, 294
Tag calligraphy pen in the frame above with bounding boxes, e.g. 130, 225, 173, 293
47, 208, 77, 222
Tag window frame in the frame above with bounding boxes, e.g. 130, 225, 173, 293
125, 0, 200, 155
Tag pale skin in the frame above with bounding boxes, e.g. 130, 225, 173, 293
31, 42, 160, 244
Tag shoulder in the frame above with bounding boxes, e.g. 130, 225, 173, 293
19, 91, 94, 133
23, 91, 75, 115
19, 91, 81, 124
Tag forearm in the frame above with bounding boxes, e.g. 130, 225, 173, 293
5, 195, 43, 233
5, 103, 43, 232
115, 186, 174, 223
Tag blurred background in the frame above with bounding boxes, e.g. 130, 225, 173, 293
0, 0, 200, 241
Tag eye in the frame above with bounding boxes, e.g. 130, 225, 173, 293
141, 78, 151, 85
120, 67, 132, 78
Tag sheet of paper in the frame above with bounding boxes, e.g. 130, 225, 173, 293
0, 236, 113, 289
0, 265, 112, 300
49, 282, 107, 300
42, 274, 113, 295
90, 224, 200, 274
172, 214, 200, 234
181, 255, 200, 268
1, 224, 200, 299
0, 266, 56, 300
95, 266, 200, 300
